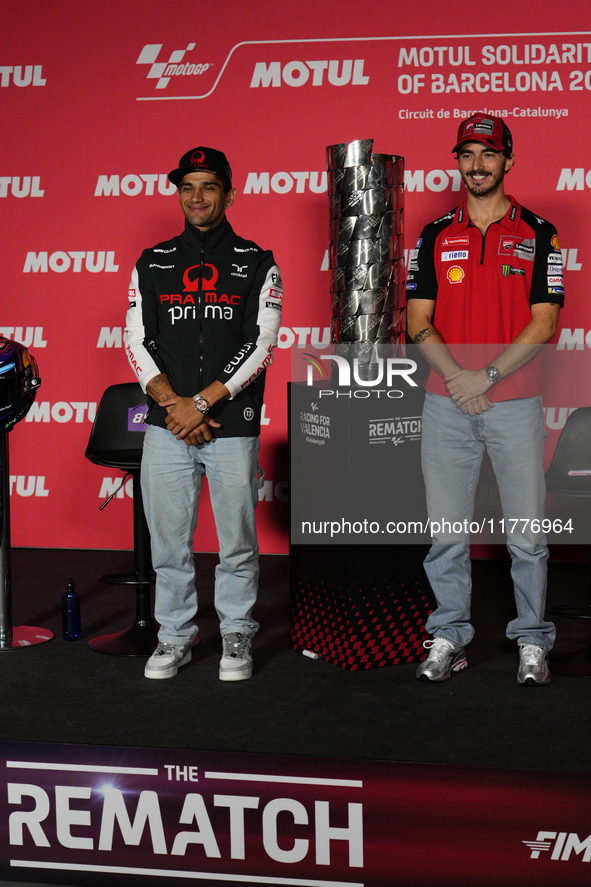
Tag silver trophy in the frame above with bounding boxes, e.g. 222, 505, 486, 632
327, 140, 405, 374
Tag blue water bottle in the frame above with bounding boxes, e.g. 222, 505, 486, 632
62, 578, 81, 641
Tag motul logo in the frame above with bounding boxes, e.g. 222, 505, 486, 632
276, 327, 331, 350
97, 328, 123, 348
25, 402, 97, 423
556, 169, 591, 190
244, 172, 327, 194
557, 328, 591, 349
258, 479, 289, 502
9, 476, 49, 497
405, 169, 463, 192
0, 328, 47, 348
0, 66, 46, 87
0, 177, 44, 197
544, 407, 578, 429
99, 477, 134, 500
94, 175, 176, 197
250, 60, 369, 88
23, 252, 119, 273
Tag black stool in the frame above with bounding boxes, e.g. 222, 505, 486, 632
85, 382, 157, 656
545, 406, 591, 677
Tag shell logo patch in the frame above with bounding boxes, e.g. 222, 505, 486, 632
551, 234, 561, 250
447, 265, 465, 284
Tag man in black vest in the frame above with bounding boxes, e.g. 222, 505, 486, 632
125, 147, 283, 681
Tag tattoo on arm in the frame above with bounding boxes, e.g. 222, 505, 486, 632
146, 374, 174, 404
413, 327, 437, 344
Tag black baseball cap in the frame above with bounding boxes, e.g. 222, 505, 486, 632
168, 147, 233, 189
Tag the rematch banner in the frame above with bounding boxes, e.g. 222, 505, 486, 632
1, 740, 590, 886
2, 2, 591, 552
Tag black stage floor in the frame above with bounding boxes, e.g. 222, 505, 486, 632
2, 548, 590, 771
2, 548, 591, 887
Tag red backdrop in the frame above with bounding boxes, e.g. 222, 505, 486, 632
2, 1, 590, 551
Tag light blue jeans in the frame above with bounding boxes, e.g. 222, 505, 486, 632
141, 426, 262, 644
421, 392, 555, 649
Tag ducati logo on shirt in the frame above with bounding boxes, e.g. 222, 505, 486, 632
447, 265, 464, 284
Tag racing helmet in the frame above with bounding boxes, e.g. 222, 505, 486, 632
0, 336, 42, 432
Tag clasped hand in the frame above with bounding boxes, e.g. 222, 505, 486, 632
445, 368, 494, 416
161, 396, 221, 445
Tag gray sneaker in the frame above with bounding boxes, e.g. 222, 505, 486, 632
416, 637, 467, 682
517, 643, 551, 685
219, 632, 253, 682
144, 641, 192, 680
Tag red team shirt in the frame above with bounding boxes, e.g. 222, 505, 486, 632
405, 196, 564, 400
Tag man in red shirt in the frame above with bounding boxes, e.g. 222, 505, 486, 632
406, 114, 563, 685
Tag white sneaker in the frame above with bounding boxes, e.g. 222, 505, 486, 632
144, 641, 192, 679
219, 633, 253, 682
416, 637, 467, 682
517, 643, 551, 685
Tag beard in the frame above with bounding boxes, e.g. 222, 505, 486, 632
461, 165, 506, 198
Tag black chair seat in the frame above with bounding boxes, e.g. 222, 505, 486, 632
84, 382, 157, 656
545, 406, 591, 676
545, 477, 591, 498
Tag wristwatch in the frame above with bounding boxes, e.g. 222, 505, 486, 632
193, 393, 211, 414
485, 365, 501, 384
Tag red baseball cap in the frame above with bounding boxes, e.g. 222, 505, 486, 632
452, 114, 513, 155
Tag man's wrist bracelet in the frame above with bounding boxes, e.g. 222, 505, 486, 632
193, 394, 211, 414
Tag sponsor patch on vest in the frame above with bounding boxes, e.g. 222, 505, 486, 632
501, 264, 526, 277
442, 236, 469, 247
441, 250, 468, 262
447, 265, 464, 284
513, 241, 535, 260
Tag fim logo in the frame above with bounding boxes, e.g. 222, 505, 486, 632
136, 44, 211, 90
523, 831, 591, 862
369, 415, 422, 446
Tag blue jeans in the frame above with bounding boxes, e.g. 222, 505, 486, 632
421, 392, 555, 649
141, 426, 262, 644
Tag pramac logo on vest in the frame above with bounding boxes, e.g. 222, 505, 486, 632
183, 264, 219, 291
